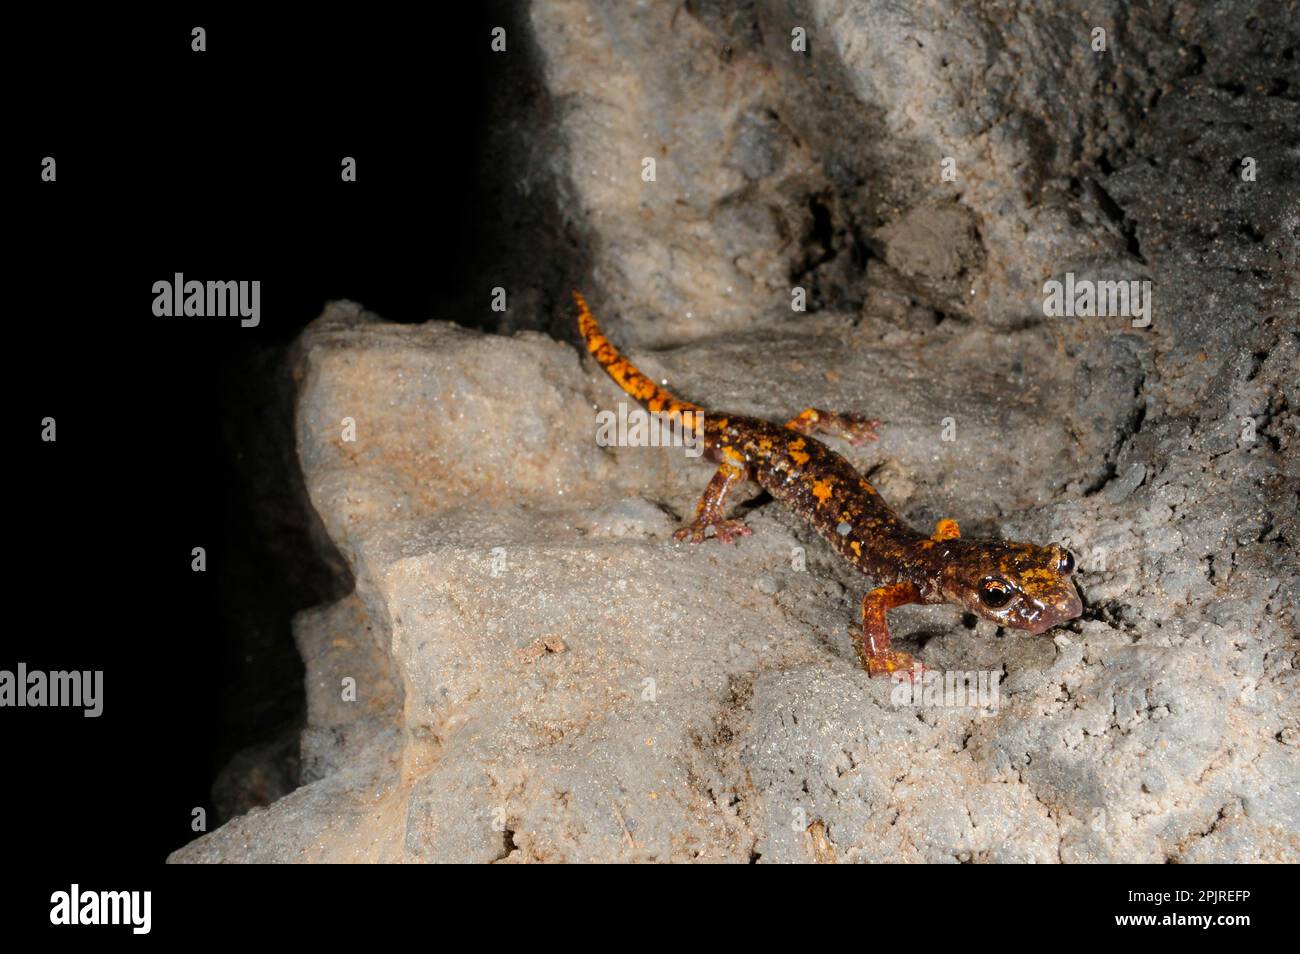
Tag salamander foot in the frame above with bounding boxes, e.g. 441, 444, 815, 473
673, 518, 752, 545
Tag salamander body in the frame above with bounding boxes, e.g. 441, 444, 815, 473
574, 290, 1083, 677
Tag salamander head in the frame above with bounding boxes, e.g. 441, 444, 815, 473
940, 540, 1082, 634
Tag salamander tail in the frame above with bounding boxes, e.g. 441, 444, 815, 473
573, 289, 702, 420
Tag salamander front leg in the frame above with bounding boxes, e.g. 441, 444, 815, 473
786, 407, 881, 445
673, 463, 753, 544
857, 581, 924, 679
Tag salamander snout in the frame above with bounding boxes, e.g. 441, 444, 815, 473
1015, 588, 1084, 634
944, 540, 1084, 634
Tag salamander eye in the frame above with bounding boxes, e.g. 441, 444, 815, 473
978, 578, 1014, 608
1058, 550, 1075, 574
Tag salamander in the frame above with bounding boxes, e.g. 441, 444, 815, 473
574, 290, 1083, 678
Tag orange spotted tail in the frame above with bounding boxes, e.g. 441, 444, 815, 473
573, 290, 702, 421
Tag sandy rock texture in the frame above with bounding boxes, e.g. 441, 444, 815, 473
172, 0, 1298, 862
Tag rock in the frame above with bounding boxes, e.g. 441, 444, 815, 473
171, 2, 1298, 863
210, 728, 301, 824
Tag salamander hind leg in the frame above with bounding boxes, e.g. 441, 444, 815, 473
673, 463, 753, 544
856, 582, 925, 680
786, 408, 880, 445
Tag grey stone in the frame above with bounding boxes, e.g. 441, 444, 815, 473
171, 0, 1298, 863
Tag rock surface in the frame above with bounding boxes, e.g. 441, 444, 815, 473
171, 0, 1298, 862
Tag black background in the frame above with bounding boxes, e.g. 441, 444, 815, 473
10, 8, 493, 866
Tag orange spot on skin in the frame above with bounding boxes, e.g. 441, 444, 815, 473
791, 450, 810, 465
812, 480, 833, 505
851, 541, 862, 556
932, 518, 961, 541
722, 445, 745, 463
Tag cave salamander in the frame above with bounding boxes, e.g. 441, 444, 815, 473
574, 290, 1083, 678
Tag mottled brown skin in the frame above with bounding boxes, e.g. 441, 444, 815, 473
574, 291, 1083, 679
